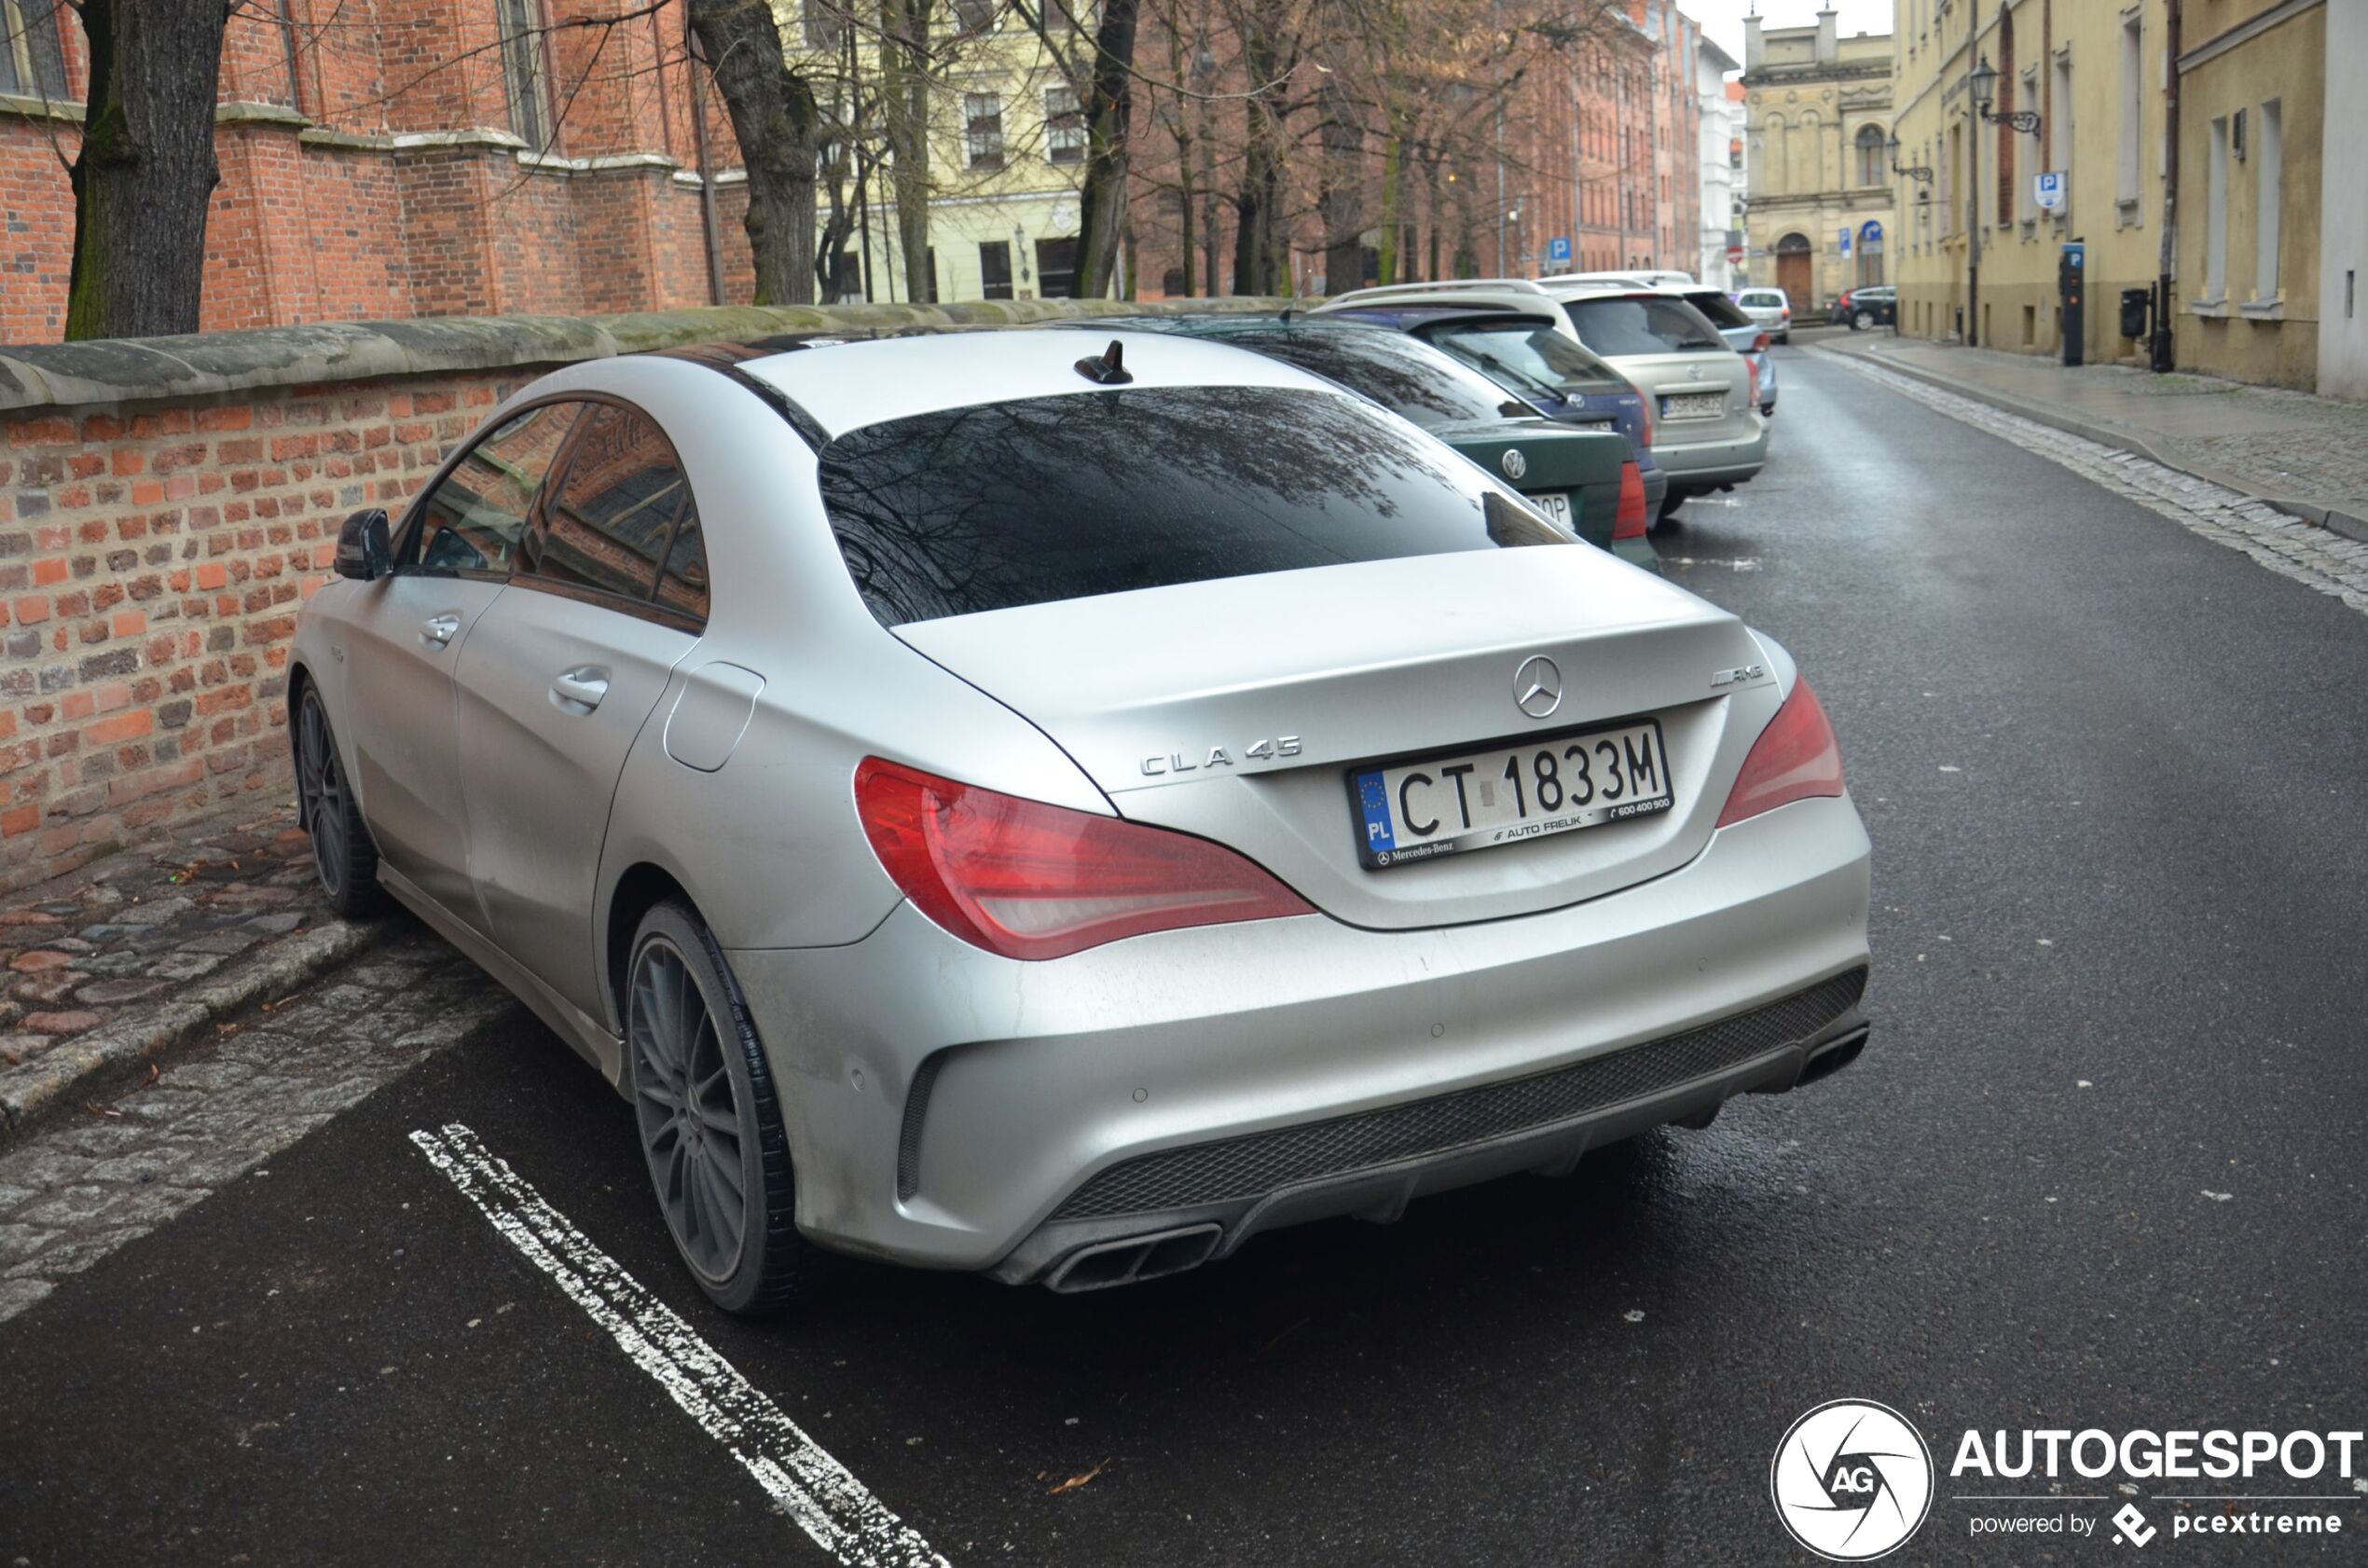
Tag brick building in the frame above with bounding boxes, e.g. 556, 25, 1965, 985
0, 0, 754, 345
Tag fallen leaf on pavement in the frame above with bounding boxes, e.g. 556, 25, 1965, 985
1047, 1460, 1108, 1495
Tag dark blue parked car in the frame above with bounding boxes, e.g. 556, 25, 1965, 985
1317, 303, 1666, 519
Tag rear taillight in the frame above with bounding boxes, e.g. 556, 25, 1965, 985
854, 758, 1314, 959
1752, 331, 1771, 352
1780, 306, 1791, 319
1626, 378, 1654, 446
1715, 679, 1845, 827
1746, 355, 1761, 408
1613, 461, 1647, 540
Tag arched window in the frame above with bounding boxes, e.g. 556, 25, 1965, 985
1856, 125, 1887, 187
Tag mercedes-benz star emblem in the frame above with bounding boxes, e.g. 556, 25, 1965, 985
1501, 447, 1527, 481
1514, 654, 1563, 719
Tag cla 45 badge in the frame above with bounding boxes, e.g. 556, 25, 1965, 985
1140, 736, 1302, 777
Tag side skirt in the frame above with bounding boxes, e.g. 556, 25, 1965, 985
378, 864, 627, 1091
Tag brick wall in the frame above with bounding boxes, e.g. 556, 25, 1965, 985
0, 370, 522, 887
0, 296, 1278, 894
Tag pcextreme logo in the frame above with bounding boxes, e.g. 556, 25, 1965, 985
1770, 1399, 1936, 1561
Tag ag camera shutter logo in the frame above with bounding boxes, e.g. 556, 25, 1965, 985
1770, 1399, 1934, 1561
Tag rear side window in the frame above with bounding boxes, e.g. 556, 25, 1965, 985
1565, 296, 1728, 355
819, 386, 1565, 626
530, 404, 688, 599
655, 510, 710, 621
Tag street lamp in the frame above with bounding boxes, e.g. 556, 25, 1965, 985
1972, 54, 2043, 136
1886, 131, 1934, 185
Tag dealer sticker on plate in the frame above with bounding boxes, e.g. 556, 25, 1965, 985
1350, 719, 1674, 869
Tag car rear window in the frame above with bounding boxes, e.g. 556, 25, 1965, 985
1680, 291, 1754, 329
819, 386, 1566, 625
1739, 292, 1785, 307
1213, 329, 1530, 430
1564, 296, 1728, 355
1422, 322, 1622, 396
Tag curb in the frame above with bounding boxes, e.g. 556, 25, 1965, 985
0, 916, 379, 1144
1809, 339, 2368, 544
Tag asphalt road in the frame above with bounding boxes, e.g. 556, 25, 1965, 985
7, 348, 2368, 1567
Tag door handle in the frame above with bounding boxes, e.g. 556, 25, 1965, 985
420, 612, 461, 648
550, 667, 611, 713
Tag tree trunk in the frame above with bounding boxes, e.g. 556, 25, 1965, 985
686, 0, 822, 307
1230, 30, 1283, 295
1070, 0, 1142, 297
1315, 35, 1363, 296
63, 1, 232, 342
879, 0, 936, 301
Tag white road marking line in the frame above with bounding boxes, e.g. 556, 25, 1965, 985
410, 1123, 951, 1568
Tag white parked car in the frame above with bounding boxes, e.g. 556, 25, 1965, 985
1735, 288, 1793, 344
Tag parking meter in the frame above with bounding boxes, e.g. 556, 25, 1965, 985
2060, 240, 2086, 367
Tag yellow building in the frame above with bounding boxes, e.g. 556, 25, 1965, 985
792, 0, 1094, 303
1890, 0, 2174, 363
2171, 0, 2326, 390
1740, 9, 1895, 316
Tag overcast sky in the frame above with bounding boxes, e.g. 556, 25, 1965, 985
1687, 0, 1896, 74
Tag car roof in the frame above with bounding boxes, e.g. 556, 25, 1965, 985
1320, 301, 1567, 330
732, 326, 1336, 440
1311, 280, 1567, 319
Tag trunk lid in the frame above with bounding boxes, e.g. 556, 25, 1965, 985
1429, 420, 1628, 550
893, 546, 1779, 930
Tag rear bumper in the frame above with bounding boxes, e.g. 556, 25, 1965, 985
1000, 975, 1868, 1290
724, 793, 1871, 1277
1655, 418, 1769, 489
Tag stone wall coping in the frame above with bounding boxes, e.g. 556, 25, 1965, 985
0, 297, 1297, 416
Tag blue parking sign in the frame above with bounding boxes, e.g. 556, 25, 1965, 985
1548, 236, 1572, 265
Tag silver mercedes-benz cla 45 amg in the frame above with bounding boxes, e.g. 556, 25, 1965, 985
291, 327, 1872, 1313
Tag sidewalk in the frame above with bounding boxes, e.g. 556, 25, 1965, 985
1814, 335, 2368, 542
0, 800, 383, 1141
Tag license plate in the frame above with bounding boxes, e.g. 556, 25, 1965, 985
1349, 720, 1674, 869
1528, 490, 1575, 533
1661, 392, 1725, 420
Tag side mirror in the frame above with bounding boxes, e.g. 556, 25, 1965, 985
335, 508, 392, 582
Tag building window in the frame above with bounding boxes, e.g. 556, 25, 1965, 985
1035, 236, 1077, 297
803, 0, 849, 50
965, 91, 1005, 170
1854, 124, 1885, 186
2017, 69, 2040, 223
978, 240, 1013, 299
2116, 10, 2143, 209
0, 0, 69, 98
951, 0, 998, 32
2205, 115, 2229, 300
1043, 85, 1085, 165
496, 0, 549, 148
2254, 98, 2282, 300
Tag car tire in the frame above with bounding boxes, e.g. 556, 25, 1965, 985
296, 684, 388, 919
1853, 309, 1876, 330
626, 898, 819, 1315
1654, 488, 1687, 526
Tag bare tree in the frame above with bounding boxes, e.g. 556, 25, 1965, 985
685, 0, 827, 306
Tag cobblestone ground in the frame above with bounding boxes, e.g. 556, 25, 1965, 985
0, 935, 516, 1324
0, 803, 324, 1076
1826, 353, 2368, 615
2056, 363, 2368, 509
